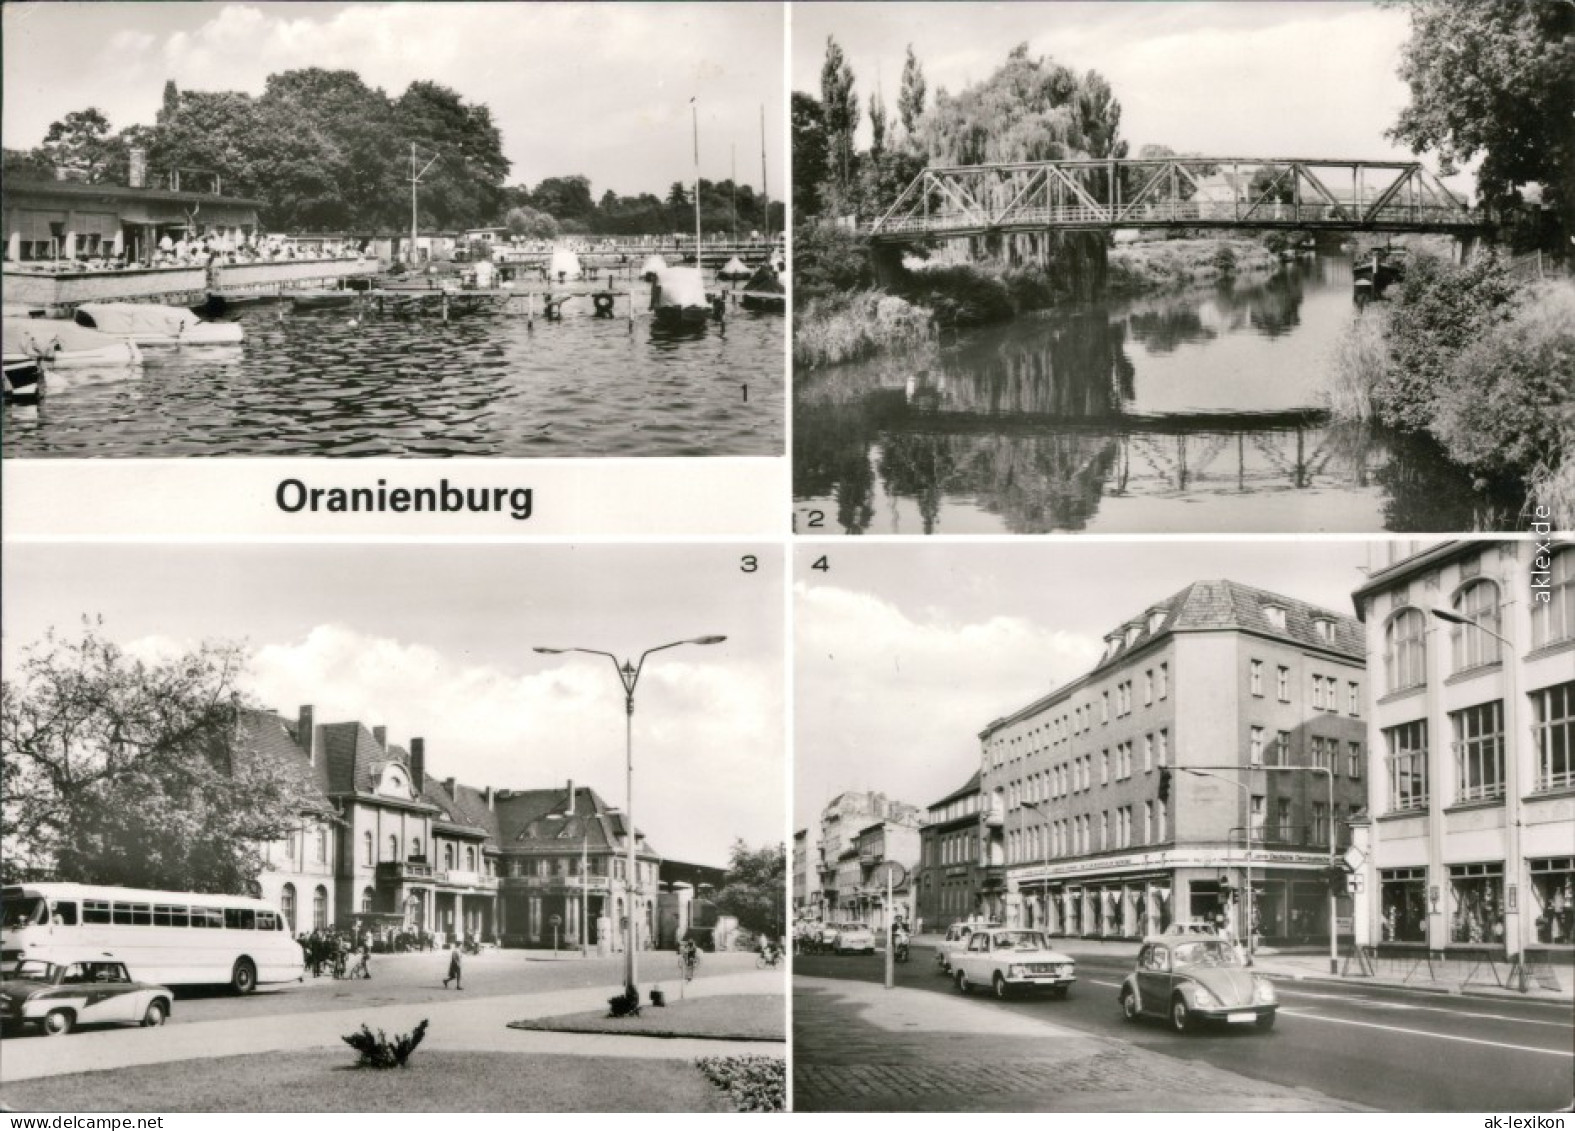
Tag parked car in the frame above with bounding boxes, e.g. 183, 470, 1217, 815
950, 928, 1076, 999
1119, 936, 1277, 1033
831, 922, 875, 955
0, 955, 174, 1036
934, 921, 997, 974
1162, 921, 1220, 937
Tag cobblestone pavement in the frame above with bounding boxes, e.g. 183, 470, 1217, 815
793, 977, 1370, 1112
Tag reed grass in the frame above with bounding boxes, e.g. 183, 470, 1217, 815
794, 292, 936, 370
1323, 306, 1390, 423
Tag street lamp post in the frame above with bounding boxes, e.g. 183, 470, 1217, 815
534, 635, 726, 999
1430, 605, 1523, 985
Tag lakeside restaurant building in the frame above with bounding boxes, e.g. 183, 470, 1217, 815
978, 580, 1368, 944
1349, 540, 1574, 973
3, 178, 262, 264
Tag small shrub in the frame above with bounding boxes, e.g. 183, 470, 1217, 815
794, 292, 935, 369
1211, 244, 1238, 275
795, 220, 874, 301
897, 264, 1013, 326
607, 987, 642, 1017
696, 1055, 786, 1113
342, 1019, 428, 1068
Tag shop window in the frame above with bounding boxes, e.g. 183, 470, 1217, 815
1448, 863, 1504, 945
1451, 700, 1504, 803
1532, 681, 1574, 792
1380, 868, 1427, 942
1529, 858, 1574, 945
1385, 720, 1429, 812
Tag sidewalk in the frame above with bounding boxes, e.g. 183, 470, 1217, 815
793, 975, 1368, 1112
0, 970, 784, 1084
919, 935, 1574, 1005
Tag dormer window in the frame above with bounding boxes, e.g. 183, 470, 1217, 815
376, 765, 411, 799
1314, 618, 1334, 643
1147, 610, 1166, 634
1263, 605, 1287, 631
1102, 635, 1121, 662
1124, 624, 1141, 647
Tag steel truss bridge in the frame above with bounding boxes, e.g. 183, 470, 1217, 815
869, 157, 1479, 242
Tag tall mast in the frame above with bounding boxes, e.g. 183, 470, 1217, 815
760, 104, 769, 244
692, 99, 703, 268
410, 143, 417, 265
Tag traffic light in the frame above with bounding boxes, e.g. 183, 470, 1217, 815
1157, 766, 1172, 802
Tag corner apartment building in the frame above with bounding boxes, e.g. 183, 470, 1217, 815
1350, 540, 1573, 969
979, 580, 1367, 944
792, 828, 820, 920
815, 791, 920, 922
915, 772, 985, 932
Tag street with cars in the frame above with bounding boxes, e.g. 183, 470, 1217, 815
794, 938, 1574, 1112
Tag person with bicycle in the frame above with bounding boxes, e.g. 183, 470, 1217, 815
679, 936, 700, 981
756, 934, 782, 968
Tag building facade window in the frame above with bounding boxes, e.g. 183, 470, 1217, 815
1312, 675, 1324, 711
1349, 681, 1361, 716
387, 834, 398, 862
1276, 730, 1290, 766
1251, 660, 1264, 696
1144, 670, 1154, 706
1158, 729, 1169, 766
1451, 700, 1505, 803
1277, 666, 1290, 702
363, 831, 373, 866
1531, 550, 1573, 648
1532, 681, 1574, 792
1529, 857, 1574, 945
411, 837, 422, 861
316, 827, 328, 864
361, 887, 374, 914
1312, 802, 1327, 844
1159, 663, 1169, 699
1157, 799, 1168, 841
1250, 795, 1265, 837
313, 885, 328, 930
1264, 605, 1286, 631
1276, 797, 1292, 840
466, 846, 477, 872
1449, 862, 1504, 945
1250, 726, 1264, 766
1385, 608, 1428, 693
1451, 580, 1502, 671
280, 884, 296, 932
1385, 720, 1429, 812
1380, 867, 1427, 942
1348, 741, 1363, 779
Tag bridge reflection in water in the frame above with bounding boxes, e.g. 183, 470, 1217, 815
792, 257, 1519, 535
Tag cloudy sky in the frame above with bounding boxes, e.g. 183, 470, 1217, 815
3, 2, 785, 199
793, 539, 1394, 834
792, 1, 1470, 193
2, 543, 785, 866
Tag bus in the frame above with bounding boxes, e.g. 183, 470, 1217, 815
1, 882, 304, 993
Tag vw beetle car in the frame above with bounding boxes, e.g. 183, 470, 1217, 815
952, 928, 1076, 999
0, 954, 174, 1036
1119, 936, 1277, 1032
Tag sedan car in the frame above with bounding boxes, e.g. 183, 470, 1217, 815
952, 928, 1076, 999
1119, 936, 1277, 1033
0, 955, 173, 1036
934, 921, 998, 974
831, 922, 875, 955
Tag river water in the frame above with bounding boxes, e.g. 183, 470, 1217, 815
793, 255, 1519, 534
4, 295, 783, 457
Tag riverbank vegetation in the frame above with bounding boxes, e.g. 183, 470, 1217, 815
1107, 238, 1279, 295
1328, 253, 1575, 525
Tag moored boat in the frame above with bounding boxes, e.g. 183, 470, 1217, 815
3, 353, 43, 400
639, 254, 667, 282
649, 266, 713, 328
74, 303, 244, 345
739, 262, 787, 313
718, 255, 751, 281
3, 317, 144, 369
549, 249, 583, 282
292, 288, 360, 310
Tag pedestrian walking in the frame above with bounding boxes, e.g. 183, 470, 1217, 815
442, 943, 463, 989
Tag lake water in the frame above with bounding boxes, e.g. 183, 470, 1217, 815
4, 294, 784, 457
793, 255, 1520, 534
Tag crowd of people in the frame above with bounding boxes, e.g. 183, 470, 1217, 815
297, 926, 441, 979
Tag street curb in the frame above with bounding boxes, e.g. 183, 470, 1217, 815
1260, 967, 1571, 1004
507, 1021, 785, 1043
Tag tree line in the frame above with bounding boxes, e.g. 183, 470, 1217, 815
2, 68, 783, 238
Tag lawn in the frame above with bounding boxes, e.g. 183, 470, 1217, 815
509, 993, 785, 1041
0, 1051, 731, 1113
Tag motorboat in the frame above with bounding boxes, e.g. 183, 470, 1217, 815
639, 254, 667, 282
291, 288, 360, 310
3, 353, 43, 400
3, 317, 144, 369
74, 302, 244, 345
649, 266, 714, 328
739, 262, 787, 314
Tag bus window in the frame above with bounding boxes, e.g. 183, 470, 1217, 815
1, 896, 45, 929
84, 900, 111, 925
190, 906, 223, 929
112, 902, 150, 926
257, 909, 279, 931
49, 901, 78, 926
224, 907, 256, 931
153, 904, 189, 928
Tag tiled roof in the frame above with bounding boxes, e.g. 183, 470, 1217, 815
320, 721, 394, 794
494, 786, 657, 857
927, 770, 981, 811
233, 709, 332, 813
420, 777, 501, 840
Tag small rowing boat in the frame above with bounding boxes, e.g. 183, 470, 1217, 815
3, 317, 144, 369
3, 353, 43, 400
739, 262, 787, 313
292, 288, 360, 310
649, 266, 713, 328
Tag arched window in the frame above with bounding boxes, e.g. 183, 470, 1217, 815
444, 843, 455, 869
361, 887, 374, 914
315, 826, 327, 864
1532, 550, 1574, 648
387, 834, 398, 862
280, 884, 297, 932
466, 846, 476, 872
313, 885, 328, 930
1451, 579, 1502, 671
1384, 608, 1428, 693
411, 837, 422, 862
362, 831, 373, 867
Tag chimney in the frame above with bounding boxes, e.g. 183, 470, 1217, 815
566, 779, 575, 813
373, 725, 387, 749
410, 738, 425, 792
483, 786, 493, 809
445, 776, 457, 797
296, 706, 315, 765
